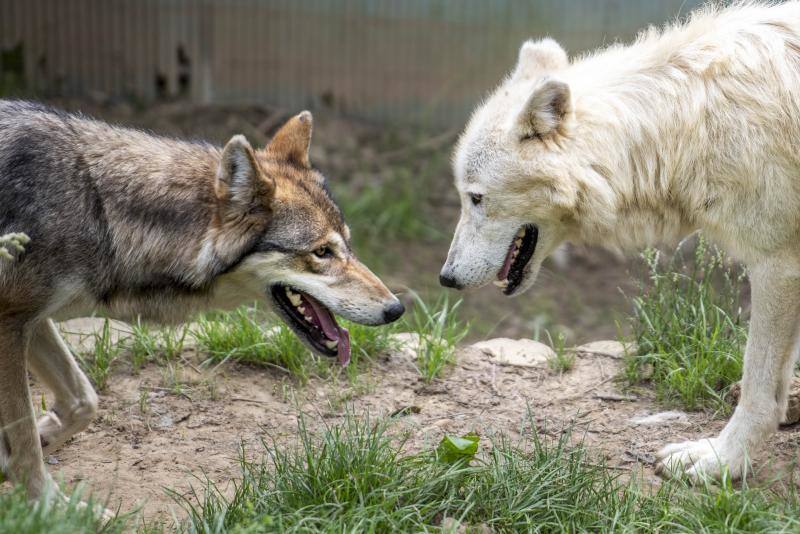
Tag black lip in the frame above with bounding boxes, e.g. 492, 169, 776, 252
270, 284, 338, 357
504, 225, 538, 295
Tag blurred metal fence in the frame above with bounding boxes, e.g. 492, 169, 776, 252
0, 0, 703, 126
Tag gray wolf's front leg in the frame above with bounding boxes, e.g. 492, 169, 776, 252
28, 320, 98, 455
656, 258, 800, 480
0, 320, 52, 497
0, 233, 29, 262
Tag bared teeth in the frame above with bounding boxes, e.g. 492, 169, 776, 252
297, 305, 306, 314
493, 279, 509, 288
288, 293, 302, 307
325, 340, 339, 350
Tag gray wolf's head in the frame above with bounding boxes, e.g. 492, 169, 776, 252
213, 112, 404, 364
440, 38, 587, 297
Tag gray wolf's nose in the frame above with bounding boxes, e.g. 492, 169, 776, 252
439, 272, 463, 289
383, 301, 405, 323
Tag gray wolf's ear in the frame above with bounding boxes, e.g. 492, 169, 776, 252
513, 38, 568, 80
266, 111, 313, 168
217, 134, 274, 206
517, 77, 572, 138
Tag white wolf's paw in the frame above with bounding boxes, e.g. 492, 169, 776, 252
655, 437, 745, 482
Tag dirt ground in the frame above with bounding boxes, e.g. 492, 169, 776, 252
20, 320, 798, 525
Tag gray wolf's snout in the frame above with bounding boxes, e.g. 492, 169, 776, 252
382, 300, 405, 323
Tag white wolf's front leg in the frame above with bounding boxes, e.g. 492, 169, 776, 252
656, 258, 800, 481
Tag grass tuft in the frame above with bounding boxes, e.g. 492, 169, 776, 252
128, 320, 188, 370
192, 304, 403, 382
546, 331, 575, 373
0, 484, 127, 534
624, 236, 747, 412
175, 412, 800, 533
404, 292, 468, 382
192, 306, 311, 380
75, 319, 121, 391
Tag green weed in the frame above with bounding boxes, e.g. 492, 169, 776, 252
192, 306, 310, 380
128, 320, 188, 370
0, 484, 127, 534
624, 237, 747, 412
546, 330, 575, 373
192, 305, 402, 382
404, 292, 468, 383
76, 319, 121, 391
175, 412, 800, 533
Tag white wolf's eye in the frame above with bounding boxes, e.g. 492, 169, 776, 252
470, 193, 483, 206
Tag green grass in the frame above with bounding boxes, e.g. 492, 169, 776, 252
546, 330, 575, 373
129, 320, 188, 370
5, 413, 800, 533
192, 306, 312, 379
0, 484, 127, 534
624, 237, 747, 412
75, 319, 121, 391
173, 412, 800, 533
404, 292, 468, 383
192, 304, 403, 382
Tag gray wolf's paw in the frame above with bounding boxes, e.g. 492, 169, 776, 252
0, 232, 30, 261
655, 437, 745, 481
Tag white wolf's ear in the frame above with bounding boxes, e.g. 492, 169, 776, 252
266, 111, 313, 168
517, 77, 572, 138
513, 38, 568, 80
217, 134, 274, 206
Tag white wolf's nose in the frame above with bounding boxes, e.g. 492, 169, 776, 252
439, 268, 463, 290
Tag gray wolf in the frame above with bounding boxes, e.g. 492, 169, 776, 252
0, 100, 404, 509
440, 1, 800, 481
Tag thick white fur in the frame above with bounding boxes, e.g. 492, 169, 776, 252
443, 1, 800, 480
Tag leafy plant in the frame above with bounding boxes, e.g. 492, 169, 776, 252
436, 433, 480, 465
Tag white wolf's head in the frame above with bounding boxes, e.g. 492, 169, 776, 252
440, 38, 592, 297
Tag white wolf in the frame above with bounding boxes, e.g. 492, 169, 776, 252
440, 1, 800, 481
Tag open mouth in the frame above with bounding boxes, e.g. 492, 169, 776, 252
270, 285, 351, 366
494, 224, 538, 295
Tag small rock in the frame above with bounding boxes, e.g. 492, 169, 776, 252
157, 415, 174, 429
631, 411, 689, 426
46, 455, 59, 465
391, 332, 421, 359
575, 340, 636, 359
470, 338, 554, 368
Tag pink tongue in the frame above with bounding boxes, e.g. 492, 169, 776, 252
497, 241, 516, 281
303, 294, 351, 366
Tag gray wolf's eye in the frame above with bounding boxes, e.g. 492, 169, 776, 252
314, 246, 333, 258
470, 193, 483, 206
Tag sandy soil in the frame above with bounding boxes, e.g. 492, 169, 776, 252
16, 321, 798, 525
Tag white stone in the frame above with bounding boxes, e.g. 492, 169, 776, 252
470, 338, 554, 368
630, 411, 689, 426
575, 340, 636, 359
391, 332, 422, 359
